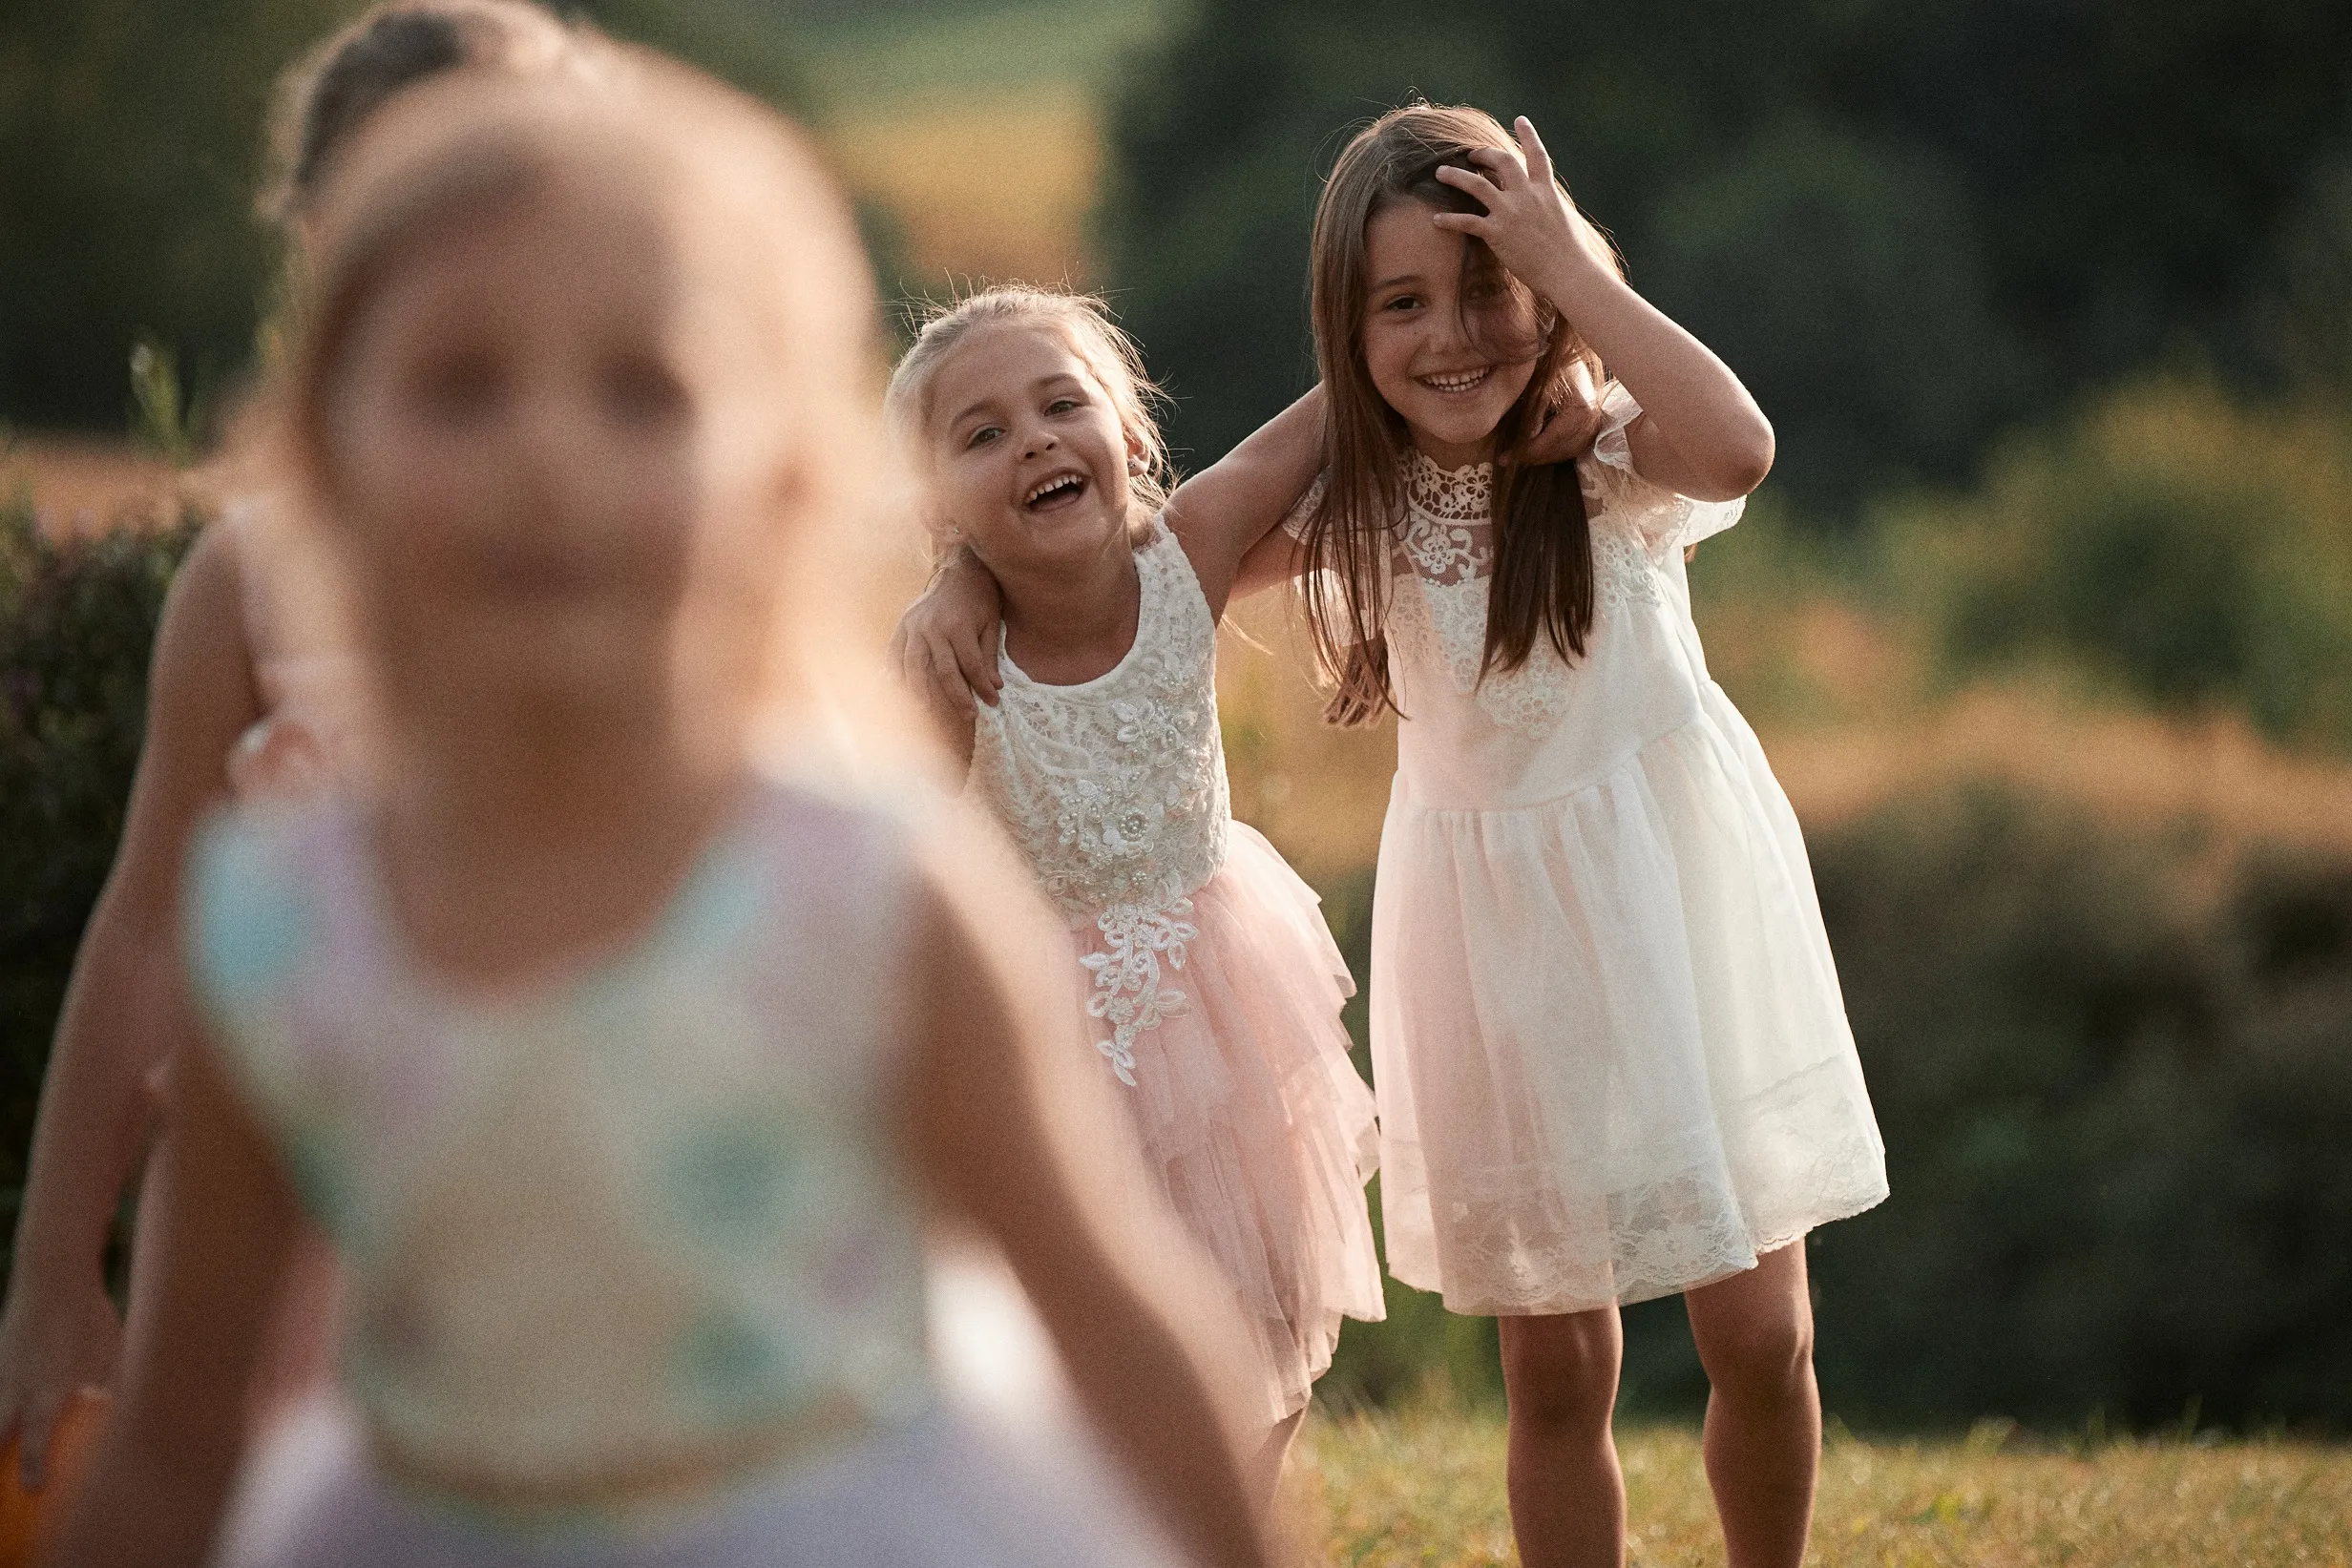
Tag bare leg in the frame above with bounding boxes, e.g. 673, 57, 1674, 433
1253, 1407, 1307, 1505
1498, 1308, 1627, 1568
1683, 1242, 1819, 1568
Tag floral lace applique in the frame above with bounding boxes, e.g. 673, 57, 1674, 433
1390, 450, 1674, 734
969, 522, 1230, 1086
1081, 899, 1199, 1085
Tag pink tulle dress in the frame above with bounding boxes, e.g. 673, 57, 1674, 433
969, 519, 1385, 1425
1335, 386, 1889, 1316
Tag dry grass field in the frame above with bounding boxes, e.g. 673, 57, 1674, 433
1289, 1407, 2352, 1568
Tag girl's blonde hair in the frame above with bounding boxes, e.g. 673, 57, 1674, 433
1301, 102, 1625, 725
885, 286, 1175, 536
245, 40, 899, 759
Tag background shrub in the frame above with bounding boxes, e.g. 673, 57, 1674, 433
0, 482, 197, 1274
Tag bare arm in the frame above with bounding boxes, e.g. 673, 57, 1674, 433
889, 547, 1002, 748
39, 1033, 302, 1568
1435, 117, 1775, 502
0, 523, 260, 1485
898, 822, 1274, 1568
1160, 388, 1326, 620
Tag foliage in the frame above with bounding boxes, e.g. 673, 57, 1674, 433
1291, 1407, 2352, 1567
1099, 0, 2352, 517
0, 0, 812, 432
0, 483, 197, 1229
1892, 384, 2352, 750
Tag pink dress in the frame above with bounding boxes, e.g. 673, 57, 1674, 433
1357, 387, 1888, 1316
969, 519, 1385, 1424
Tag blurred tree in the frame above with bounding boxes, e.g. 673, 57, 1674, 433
0, 0, 811, 433
1895, 383, 2352, 750
1101, 0, 2352, 518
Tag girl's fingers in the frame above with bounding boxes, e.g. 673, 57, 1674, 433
1464, 144, 1527, 185
1427, 211, 1492, 238
928, 640, 977, 722
1515, 115, 1556, 188
956, 627, 1002, 706
1433, 163, 1506, 209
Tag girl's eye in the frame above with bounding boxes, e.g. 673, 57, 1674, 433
1382, 295, 1420, 313
1046, 397, 1080, 414
966, 424, 1003, 449
602, 354, 689, 429
413, 352, 502, 425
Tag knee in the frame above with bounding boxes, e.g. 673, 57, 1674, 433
1500, 1314, 1620, 1436
1700, 1307, 1815, 1409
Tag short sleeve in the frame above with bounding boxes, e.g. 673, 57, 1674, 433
1586, 383, 1745, 558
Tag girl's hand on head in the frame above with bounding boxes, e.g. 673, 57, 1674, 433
890, 546, 1005, 727
1431, 115, 1609, 305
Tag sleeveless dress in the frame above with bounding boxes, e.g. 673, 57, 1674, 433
1354, 387, 1888, 1316
969, 520, 1384, 1425
188, 780, 1183, 1566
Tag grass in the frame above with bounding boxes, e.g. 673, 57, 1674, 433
1287, 1405, 2352, 1567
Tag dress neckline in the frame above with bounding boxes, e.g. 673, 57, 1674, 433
996, 522, 1167, 696
1404, 449, 1496, 524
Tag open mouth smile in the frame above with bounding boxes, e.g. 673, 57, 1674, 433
1416, 366, 1495, 395
1022, 470, 1090, 512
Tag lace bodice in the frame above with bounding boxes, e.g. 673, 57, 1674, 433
969, 522, 1229, 1084
1361, 387, 1743, 739
1384, 449, 1663, 735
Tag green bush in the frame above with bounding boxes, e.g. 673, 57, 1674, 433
1892, 385, 2352, 750
0, 481, 197, 1263
1320, 787, 2352, 1433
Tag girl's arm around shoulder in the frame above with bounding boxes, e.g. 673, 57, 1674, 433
38, 1017, 303, 1566
1431, 116, 1774, 502
1163, 387, 1326, 620
890, 546, 1001, 763
893, 814, 1276, 1568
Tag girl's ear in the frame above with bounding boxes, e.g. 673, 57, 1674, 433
1124, 425, 1150, 477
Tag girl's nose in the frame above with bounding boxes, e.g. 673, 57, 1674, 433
1022, 427, 1059, 459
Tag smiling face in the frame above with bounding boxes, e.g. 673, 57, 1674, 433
920, 321, 1140, 576
1359, 197, 1546, 468
316, 161, 801, 751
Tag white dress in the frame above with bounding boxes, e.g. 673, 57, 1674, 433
1363, 387, 1889, 1316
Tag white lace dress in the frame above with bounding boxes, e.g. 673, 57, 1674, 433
1359, 386, 1887, 1315
970, 520, 1384, 1424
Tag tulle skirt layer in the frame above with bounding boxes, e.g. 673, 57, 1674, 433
1374, 685, 1888, 1316
1070, 823, 1384, 1425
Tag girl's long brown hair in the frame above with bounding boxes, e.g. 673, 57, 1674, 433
1301, 102, 1624, 724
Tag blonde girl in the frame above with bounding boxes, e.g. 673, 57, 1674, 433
48, 52, 1271, 1568
886, 288, 1383, 1491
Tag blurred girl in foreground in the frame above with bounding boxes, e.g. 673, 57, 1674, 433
0, 0, 576, 1486
47, 47, 1270, 1568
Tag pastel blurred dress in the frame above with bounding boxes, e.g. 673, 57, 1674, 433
969, 519, 1384, 1426
1361, 387, 1889, 1315
189, 782, 1183, 1566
